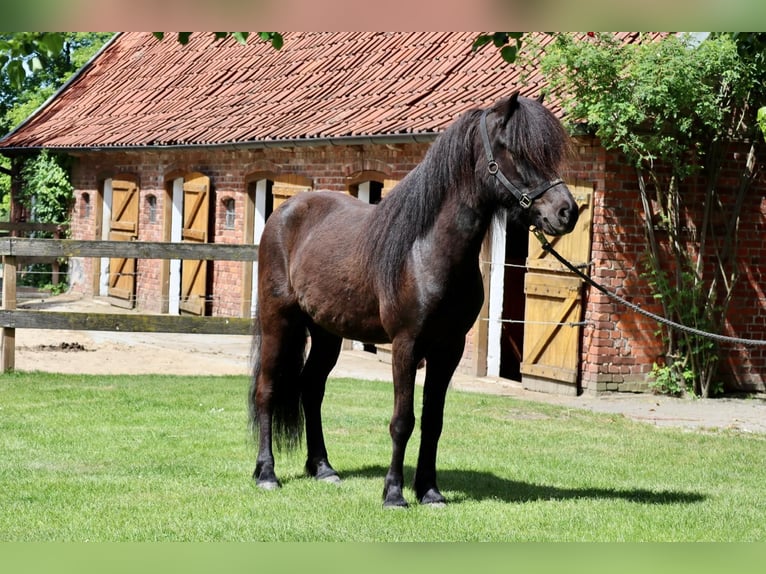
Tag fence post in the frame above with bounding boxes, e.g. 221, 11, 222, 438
1, 255, 17, 372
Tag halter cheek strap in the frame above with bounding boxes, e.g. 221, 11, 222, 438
479, 109, 563, 209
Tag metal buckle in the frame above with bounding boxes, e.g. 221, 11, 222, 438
487, 161, 498, 175
519, 194, 532, 209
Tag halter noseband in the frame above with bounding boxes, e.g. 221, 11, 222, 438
479, 109, 563, 209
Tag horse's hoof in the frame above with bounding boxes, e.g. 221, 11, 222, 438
418, 488, 447, 507
383, 490, 409, 508
318, 473, 341, 485
256, 479, 280, 491
307, 460, 340, 484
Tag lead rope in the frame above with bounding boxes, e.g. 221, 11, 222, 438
530, 227, 766, 347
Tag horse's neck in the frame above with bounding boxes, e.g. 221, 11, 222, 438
429, 189, 495, 271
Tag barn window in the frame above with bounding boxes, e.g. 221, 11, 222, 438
81, 193, 91, 218
223, 198, 236, 229
352, 180, 383, 204
146, 194, 158, 223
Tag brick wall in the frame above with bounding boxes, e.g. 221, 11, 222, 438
67, 141, 428, 314
578, 146, 664, 393
579, 143, 766, 393
66, 136, 766, 392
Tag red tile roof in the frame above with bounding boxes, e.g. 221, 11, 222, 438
0, 32, 651, 150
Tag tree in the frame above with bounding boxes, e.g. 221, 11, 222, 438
1, 33, 113, 219
540, 33, 766, 397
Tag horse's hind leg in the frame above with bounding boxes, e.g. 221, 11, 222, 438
301, 326, 342, 483
253, 333, 282, 489
252, 311, 307, 490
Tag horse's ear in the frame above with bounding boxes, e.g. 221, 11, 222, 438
536, 92, 545, 104
493, 91, 520, 126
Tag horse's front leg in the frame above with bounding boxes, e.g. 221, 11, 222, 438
413, 336, 465, 506
383, 337, 419, 508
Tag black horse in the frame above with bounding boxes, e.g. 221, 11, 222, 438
249, 92, 578, 507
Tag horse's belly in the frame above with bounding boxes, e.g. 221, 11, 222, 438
293, 274, 388, 342
279, 192, 387, 341
308, 298, 389, 343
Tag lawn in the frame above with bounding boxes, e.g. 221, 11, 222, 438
0, 371, 764, 541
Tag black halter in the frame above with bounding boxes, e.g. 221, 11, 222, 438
479, 109, 563, 209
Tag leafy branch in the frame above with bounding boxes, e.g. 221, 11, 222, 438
152, 32, 284, 50
472, 32, 525, 63
542, 32, 766, 397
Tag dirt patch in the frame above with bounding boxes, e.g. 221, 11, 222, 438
11, 294, 251, 376
27, 342, 91, 352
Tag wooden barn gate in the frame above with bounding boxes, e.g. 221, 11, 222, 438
520, 182, 593, 395
180, 174, 212, 315
107, 177, 140, 305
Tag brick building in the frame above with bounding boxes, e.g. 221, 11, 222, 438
1, 32, 763, 394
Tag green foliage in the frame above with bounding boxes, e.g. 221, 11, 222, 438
650, 362, 693, 397
1, 33, 114, 131
0, 33, 64, 89
542, 33, 757, 172
473, 32, 524, 62
152, 32, 284, 50
1, 33, 111, 215
0, 157, 9, 219
14, 150, 73, 291
19, 149, 73, 225
40, 280, 68, 295
541, 33, 766, 397
642, 257, 722, 397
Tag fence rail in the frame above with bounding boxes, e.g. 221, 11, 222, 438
0, 238, 258, 372
0, 222, 70, 279
0, 237, 258, 261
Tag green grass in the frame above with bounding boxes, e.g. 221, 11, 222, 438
1, 371, 764, 541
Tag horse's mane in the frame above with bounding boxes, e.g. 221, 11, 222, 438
360, 109, 480, 297
361, 97, 568, 300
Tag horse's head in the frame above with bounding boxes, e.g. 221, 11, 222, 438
479, 92, 578, 236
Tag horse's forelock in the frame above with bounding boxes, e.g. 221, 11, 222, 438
505, 98, 568, 179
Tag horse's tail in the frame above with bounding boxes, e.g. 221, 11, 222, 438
248, 307, 306, 452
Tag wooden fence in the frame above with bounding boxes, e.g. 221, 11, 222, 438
0, 222, 68, 285
0, 237, 258, 372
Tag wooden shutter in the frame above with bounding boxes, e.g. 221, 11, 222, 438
179, 174, 211, 315
108, 177, 139, 305
520, 183, 594, 395
270, 174, 312, 211
381, 178, 399, 198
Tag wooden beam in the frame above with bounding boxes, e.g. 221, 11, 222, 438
0, 238, 258, 261
0, 310, 253, 335
0, 222, 67, 233
1, 256, 17, 371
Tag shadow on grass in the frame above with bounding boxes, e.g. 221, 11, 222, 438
340, 464, 705, 505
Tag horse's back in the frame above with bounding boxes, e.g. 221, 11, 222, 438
262, 190, 371, 256
258, 191, 386, 341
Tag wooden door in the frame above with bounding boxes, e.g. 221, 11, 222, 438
520, 183, 593, 395
180, 174, 211, 315
108, 177, 139, 306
